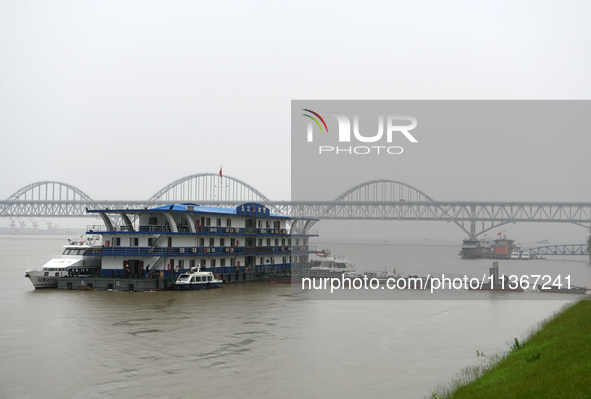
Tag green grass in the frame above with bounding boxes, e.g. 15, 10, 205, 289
437, 298, 591, 399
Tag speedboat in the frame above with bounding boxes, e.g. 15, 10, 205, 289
174, 267, 223, 290
25, 236, 102, 288
520, 250, 531, 260
510, 249, 521, 259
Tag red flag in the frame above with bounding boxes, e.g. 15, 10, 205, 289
497, 231, 502, 236
219, 166, 222, 178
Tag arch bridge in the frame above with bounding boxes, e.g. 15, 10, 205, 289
1, 176, 591, 238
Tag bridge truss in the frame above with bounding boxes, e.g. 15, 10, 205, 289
528, 244, 589, 256
2, 179, 591, 237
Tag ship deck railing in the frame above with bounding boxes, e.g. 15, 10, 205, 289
86, 245, 317, 256
87, 225, 318, 236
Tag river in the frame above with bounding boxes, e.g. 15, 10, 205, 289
1, 235, 589, 398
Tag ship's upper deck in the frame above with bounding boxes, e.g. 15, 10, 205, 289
86, 202, 318, 236
88, 202, 291, 219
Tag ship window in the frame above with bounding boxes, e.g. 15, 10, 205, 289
216, 218, 222, 227
230, 258, 235, 266
266, 221, 270, 228
114, 237, 121, 246
208, 275, 212, 281
275, 239, 279, 245
200, 259, 206, 267
296, 239, 300, 246
55, 272, 60, 276
189, 260, 195, 268
226, 218, 231, 227
220, 238, 225, 246
62, 249, 71, 255
230, 238, 236, 246
220, 258, 226, 267
199, 238, 205, 246
258, 238, 262, 246
148, 217, 158, 225
266, 238, 271, 246
190, 277, 196, 283
210, 259, 216, 267
209, 238, 214, 246
206, 218, 211, 226
44, 272, 49, 276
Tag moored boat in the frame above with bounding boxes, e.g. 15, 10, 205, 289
267, 249, 356, 283
25, 236, 102, 289
536, 284, 588, 294
459, 235, 518, 259
174, 267, 223, 290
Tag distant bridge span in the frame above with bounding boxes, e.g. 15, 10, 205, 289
2, 177, 591, 237
528, 244, 589, 256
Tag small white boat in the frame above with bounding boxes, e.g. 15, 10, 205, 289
309, 250, 356, 275
510, 249, 521, 259
175, 267, 223, 290
267, 250, 356, 283
520, 250, 531, 260
25, 236, 102, 288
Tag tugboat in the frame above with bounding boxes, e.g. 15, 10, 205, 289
174, 266, 223, 290
459, 234, 518, 259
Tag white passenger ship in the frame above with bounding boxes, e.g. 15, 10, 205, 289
25, 236, 102, 288
36, 202, 317, 291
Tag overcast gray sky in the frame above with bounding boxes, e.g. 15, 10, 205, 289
1, 1, 590, 239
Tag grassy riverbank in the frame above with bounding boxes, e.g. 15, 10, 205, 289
440, 297, 591, 398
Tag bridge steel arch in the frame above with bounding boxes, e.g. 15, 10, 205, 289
148, 173, 285, 214
7, 181, 93, 202
2, 178, 590, 238
334, 179, 435, 203
311, 179, 473, 235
